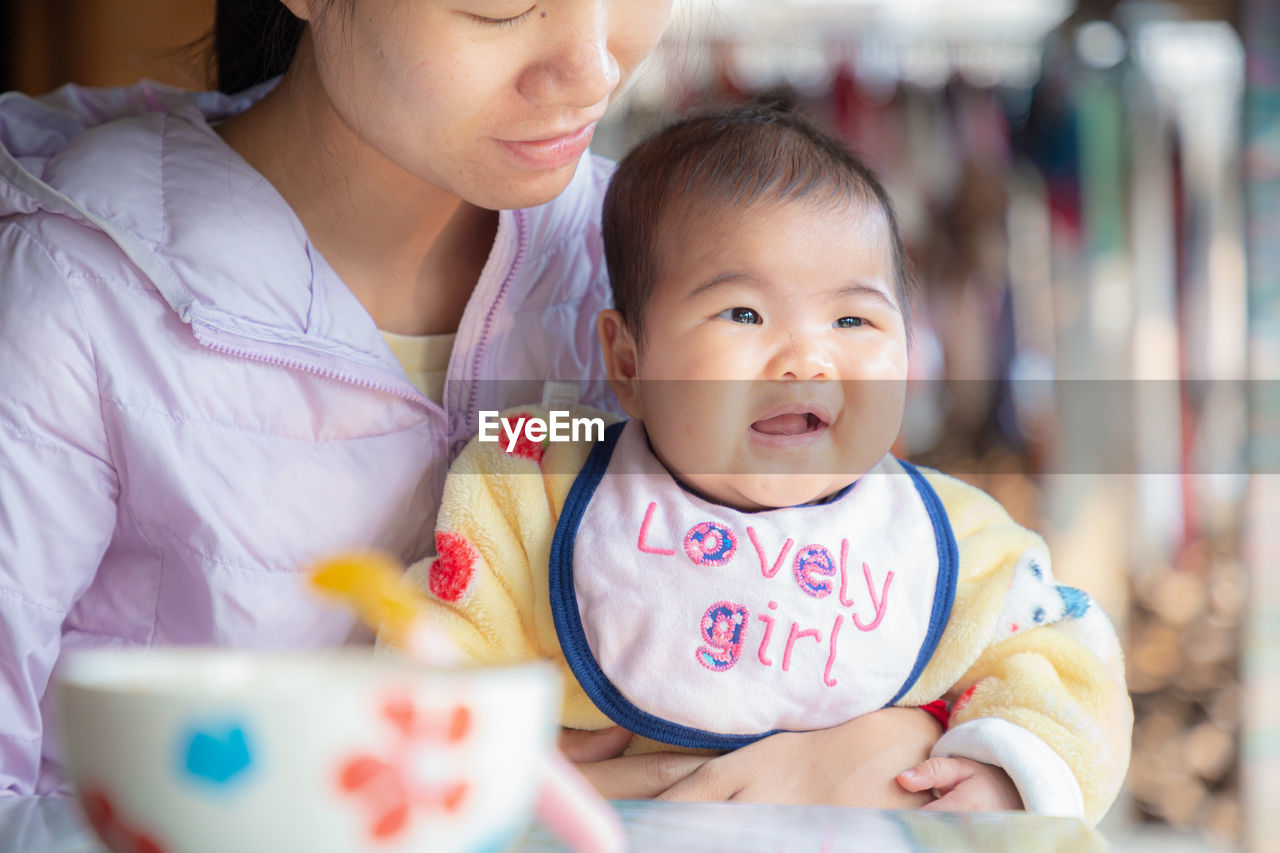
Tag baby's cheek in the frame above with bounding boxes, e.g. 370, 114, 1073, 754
841, 379, 905, 457
850, 336, 910, 381
661, 405, 743, 476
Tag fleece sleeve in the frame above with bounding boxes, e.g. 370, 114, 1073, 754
896, 470, 1132, 825
0, 222, 119, 795
405, 406, 616, 730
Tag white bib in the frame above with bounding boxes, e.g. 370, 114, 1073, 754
549, 421, 958, 750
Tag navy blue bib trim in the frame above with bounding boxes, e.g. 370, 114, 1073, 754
882, 460, 959, 707
549, 421, 959, 751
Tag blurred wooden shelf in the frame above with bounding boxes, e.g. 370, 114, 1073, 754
5, 0, 213, 95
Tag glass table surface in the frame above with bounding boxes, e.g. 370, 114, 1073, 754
0, 795, 1105, 852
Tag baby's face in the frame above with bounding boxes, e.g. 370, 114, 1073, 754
604, 198, 909, 511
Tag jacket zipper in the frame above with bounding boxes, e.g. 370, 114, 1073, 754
193, 322, 433, 409
192, 209, 529, 443
462, 208, 528, 436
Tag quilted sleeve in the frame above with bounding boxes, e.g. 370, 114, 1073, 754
0, 221, 120, 795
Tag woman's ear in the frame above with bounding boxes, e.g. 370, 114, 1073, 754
278, 0, 313, 21
598, 310, 645, 420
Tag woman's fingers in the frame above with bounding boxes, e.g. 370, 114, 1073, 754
654, 758, 742, 802
558, 726, 633, 763
558, 727, 710, 799
896, 756, 973, 794
576, 753, 711, 800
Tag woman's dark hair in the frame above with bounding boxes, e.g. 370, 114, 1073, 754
213, 0, 307, 94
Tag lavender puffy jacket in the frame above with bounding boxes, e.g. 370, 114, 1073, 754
0, 80, 616, 794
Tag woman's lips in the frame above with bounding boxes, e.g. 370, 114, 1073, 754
496, 123, 597, 170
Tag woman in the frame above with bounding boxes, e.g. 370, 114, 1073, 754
0, 0, 941, 800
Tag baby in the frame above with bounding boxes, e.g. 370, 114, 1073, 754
415, 106, 1131, 822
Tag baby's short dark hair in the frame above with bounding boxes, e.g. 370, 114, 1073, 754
602, 104, 912, 343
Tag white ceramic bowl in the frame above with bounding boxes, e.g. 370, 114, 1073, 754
56, 648, 560, 853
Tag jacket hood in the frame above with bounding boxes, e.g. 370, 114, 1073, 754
0, 80, 262, 228
0, 80, 409, 381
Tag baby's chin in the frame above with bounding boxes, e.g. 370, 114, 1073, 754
710, 473, 856, 512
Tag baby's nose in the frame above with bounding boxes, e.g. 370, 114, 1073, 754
770, 332, 834, 380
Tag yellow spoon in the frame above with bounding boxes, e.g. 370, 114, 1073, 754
309, 551, 460, 664
308, 550, 625, 852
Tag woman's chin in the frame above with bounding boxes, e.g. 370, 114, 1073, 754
467, 158, 583, 211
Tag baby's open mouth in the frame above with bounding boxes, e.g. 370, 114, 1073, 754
750, 412, 827, 436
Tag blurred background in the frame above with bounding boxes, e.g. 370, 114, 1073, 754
1, 0, 1276, 850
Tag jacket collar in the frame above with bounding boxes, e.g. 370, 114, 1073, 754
0, 81, 439, 402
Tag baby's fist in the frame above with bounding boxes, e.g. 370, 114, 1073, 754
896, 756, 1023, 813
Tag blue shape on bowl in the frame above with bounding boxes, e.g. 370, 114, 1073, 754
183, 724, 254, 785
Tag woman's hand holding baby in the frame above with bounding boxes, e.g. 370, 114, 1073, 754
566, 718, 1027, 814
564, 707, 942, 808
653, 708, 938, 808
896, 756, 1024, 812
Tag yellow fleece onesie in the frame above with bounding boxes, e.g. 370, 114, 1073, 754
409, 407, 1131, 825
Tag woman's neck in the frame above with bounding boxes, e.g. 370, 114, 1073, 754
215, 37, 496, 336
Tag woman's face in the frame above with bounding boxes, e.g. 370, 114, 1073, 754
297, 0, 671, 209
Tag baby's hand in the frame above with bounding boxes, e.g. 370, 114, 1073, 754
895, 756, 1023, 813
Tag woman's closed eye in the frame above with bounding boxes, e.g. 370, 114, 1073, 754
467, 5, 535, 26
835, 316, 867, 329
717, 307, 763, 325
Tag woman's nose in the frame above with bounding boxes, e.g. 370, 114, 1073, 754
518, 8, 621, 109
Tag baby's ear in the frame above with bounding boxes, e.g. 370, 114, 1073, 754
597, 310, 645, 419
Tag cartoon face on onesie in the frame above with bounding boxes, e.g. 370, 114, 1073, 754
600, 196, 910, 512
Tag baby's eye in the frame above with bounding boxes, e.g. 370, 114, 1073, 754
835, 316, 866, 329
718, 307, 762, 325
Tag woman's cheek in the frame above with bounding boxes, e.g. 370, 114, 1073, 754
613, 1, 674, 73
